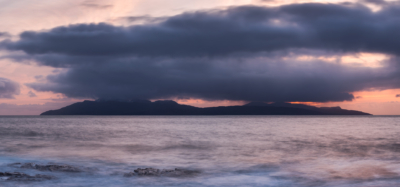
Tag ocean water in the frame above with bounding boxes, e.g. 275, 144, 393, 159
1, 116, 400, 187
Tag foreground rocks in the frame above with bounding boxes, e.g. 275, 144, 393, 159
0, 172, 54, 181
9, 163, 82, 172
124, 168, 200, 177
4, 162, 201, 182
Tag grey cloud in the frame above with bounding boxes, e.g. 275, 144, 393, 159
3, 3, 400, 57
0, 77, 20, 99
259, 0, 276, 2
82, 4, 113, 9
28, 91, 37, 97
4, 2, 400, 103
396, 94, 400, 98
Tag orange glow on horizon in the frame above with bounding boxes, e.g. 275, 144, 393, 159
289, 89, 400, 115
173, 89, 400, 115
173, 99, 246, 108
289, 102, 320, 106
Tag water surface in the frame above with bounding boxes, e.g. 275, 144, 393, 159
1, 116, 400, 186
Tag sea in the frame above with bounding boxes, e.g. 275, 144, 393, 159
1, 116, 400, 187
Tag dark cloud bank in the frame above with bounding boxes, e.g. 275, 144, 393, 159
3, 2, 400, 102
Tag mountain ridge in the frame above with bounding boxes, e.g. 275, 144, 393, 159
40, 100, 371, 115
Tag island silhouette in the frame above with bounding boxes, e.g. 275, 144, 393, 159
41, 100, 371, 115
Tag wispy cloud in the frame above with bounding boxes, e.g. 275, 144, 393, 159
117, 15, 166, 24
81, 0, 113, 9
0, 32, 10, 38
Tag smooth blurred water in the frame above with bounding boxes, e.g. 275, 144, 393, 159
1, 116, 400, 186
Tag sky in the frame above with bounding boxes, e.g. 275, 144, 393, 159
0, 0, 400, 115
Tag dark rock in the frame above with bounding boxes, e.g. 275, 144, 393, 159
134, 168, 160, 176
0, 172, 54, 181
9, 163, 81, 172
163, 168, 200, 177
124, 168, 200, 177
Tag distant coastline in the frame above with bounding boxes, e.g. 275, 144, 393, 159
41, 100, 371, 115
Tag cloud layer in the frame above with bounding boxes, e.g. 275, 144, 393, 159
3, 2, 400, 102
4, 3, 400, 57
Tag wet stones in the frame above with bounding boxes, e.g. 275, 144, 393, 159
0, 172, 54, 181
2, 162, 86, 182
10, 163, 82, 172
124, 168, 200, 177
